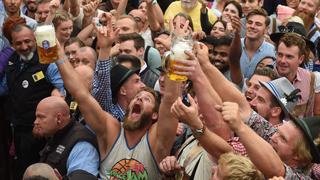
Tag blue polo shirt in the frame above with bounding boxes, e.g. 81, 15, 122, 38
240, 38, 276, 78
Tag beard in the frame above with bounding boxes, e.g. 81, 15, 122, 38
292, 10, 315, 31
123, 111, 152, 131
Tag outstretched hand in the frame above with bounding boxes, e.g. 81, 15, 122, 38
215, 102, 244, 132
93, 13, 119, 49
171, 95, 201, 129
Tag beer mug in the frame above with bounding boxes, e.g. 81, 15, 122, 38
167, 32, 193, 81
35, 24, 58, 64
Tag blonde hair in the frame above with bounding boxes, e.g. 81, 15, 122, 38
218, 153, 264, 180
52, 10, 72, 29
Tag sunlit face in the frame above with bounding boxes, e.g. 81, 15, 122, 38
123, 90, 156, 131
56, 20, 73, 44
276, 42, 304, 79
116, 18, 137, 35
11, 26, 36, 60
245, 15, 267, 40
222, 3, 240, 22
212, 45, 230, 72
270, 121, 303, 164
35, 2, 50, 23
210, 21, 226, 38
65, 42, 81, 67
245, 74, 271, 102
241, 0, 262, 16
249, 86, 274, 119
3, 0, 22, 15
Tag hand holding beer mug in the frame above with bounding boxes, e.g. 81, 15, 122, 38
167, 16, 193, 81
35, 24, 59, 64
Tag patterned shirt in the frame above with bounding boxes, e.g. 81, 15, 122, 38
92, 60, 126, 122
246, 111, 319, 178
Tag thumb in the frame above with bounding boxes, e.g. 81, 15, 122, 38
188, 94, 196, 106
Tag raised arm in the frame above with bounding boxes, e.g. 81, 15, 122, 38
219, 102, 285, 178
91, 14, 120, 112
173, 47, 230, 140
146, 0, 164, 31
82, 0, 100, 28
55, 43, 119, 156
229, 16, 243, 85
115, 0, 128, 19
171, 95, 233, 159
195, 42, 252, 119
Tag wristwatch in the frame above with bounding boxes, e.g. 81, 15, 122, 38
192, 124, 206, 138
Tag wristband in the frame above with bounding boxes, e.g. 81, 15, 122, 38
56, 59, 65, 65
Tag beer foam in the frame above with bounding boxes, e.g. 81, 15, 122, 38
35, 25, 56, 48
171, 41, 192, 60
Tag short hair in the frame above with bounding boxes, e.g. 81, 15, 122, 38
52, 10, 72, 29
218, 153, 264, 180
246, 8, 270, 27
118, 15, 138, 30
277, 33, 306, 57
213, 35, 233, 47
174, 12, 194, 31
117, 54, 141, 69
119, 33, 145, 50
253, 67, 278, 81
64, 37, 85, 48
223, 0, 243, 18
3, 16, 27, 44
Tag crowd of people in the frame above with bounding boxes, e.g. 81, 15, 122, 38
0, 0, 320, 179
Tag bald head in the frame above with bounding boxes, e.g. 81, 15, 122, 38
23, 163, 59, 180
38, 96, 70, 116
75, 65, 94, 91
34, 96, 70, 137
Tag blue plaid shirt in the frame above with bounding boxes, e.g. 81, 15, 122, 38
92, 60, 126, 122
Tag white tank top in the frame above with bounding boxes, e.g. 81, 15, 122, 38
99, 127, 161, 179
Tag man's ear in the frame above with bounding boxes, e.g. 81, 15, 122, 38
151, 112, 158, 122
270, 106, 282, 118
298, 54, 305, 65
259, 0, 264, 7
120, 86, 127, 95
138, 47, 144, 58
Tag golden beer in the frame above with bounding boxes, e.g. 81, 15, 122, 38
35, 24, 58, 64
168, 40, 192, 81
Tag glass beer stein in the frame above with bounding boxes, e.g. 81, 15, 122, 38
35, 24, 58, 64
167, 32, 193, 81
